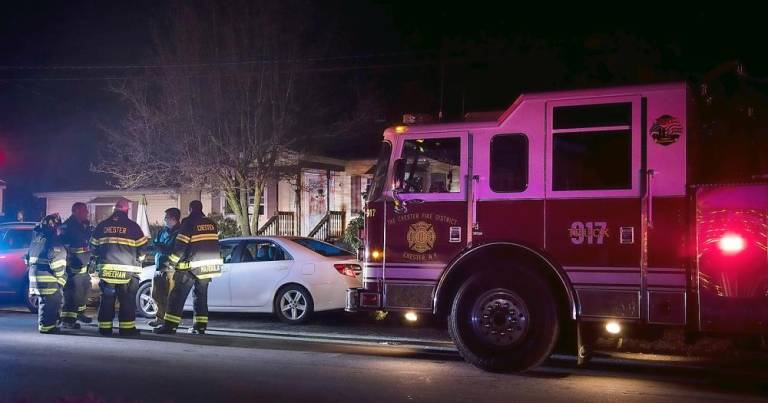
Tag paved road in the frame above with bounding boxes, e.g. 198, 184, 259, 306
1, 304, 767, 402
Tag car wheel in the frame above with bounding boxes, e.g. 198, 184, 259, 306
23, 276, 38, 313
274, 284, 314, 325
448, 267, 560, 372
136, 281, 158, 318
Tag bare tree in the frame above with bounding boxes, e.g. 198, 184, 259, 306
94, 1, 373, 235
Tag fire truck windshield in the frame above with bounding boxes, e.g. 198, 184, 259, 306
367, 141, 392, 202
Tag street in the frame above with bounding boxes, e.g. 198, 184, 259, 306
1, 302, 766, 402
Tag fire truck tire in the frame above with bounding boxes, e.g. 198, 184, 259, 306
448, 267, 559, 372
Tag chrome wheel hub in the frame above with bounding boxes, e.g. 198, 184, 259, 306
470, 288, 529, 347
280, 290, 307, 320
140, 287, 157, 315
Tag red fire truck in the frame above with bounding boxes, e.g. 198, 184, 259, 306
346, 82, 768, 372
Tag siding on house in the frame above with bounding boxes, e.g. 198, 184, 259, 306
34, 158, 375, 235
36, 190, 182, 225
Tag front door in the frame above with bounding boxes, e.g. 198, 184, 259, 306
384, 132, 469, 311
544, 97, 645, 320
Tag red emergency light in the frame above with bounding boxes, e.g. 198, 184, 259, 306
718, 233, 746, 255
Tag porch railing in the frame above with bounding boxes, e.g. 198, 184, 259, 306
307, 211, 345, 242
257, 211, 296, 236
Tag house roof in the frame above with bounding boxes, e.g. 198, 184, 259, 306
87, 196, 133, 205
34, 188, 180, 198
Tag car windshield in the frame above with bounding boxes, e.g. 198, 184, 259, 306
290, 238, 353, 257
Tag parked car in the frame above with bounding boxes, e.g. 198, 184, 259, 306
137, 236, 362, 324
0, 222, 37, 311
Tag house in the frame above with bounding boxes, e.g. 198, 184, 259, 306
34, 157, 374, 241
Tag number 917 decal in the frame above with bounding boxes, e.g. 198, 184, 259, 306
569, 221, 609, 245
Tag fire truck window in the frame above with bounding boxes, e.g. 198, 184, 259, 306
367, 141, 391, 202
553, 103, 631, 130
553, 130, 631, 191
490, 134, 528, 192
401, 137, 461, 193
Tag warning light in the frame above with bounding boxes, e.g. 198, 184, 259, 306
605, 321, 621, 335
404, 312, 418, 322
394, 125, 409, 134
718, 234, 745, 255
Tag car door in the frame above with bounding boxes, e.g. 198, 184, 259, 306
228, 240, 292, 308
0, 228, 33, 293
0, 229, 10, 291
186, 240, 238, 308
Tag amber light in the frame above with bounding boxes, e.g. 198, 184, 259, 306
718, 233, 746, 255
368, 249, 382, 260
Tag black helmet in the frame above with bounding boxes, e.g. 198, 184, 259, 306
39, 213, 62, 230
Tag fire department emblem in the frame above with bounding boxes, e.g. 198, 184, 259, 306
407, 221, 436, 253
650, 115, 682, 146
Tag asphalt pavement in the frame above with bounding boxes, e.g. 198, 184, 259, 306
0, 301, 767, 402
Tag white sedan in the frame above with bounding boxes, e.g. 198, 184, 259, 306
136, 236, 361, 324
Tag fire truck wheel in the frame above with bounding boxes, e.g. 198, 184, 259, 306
448, 267, 559, 372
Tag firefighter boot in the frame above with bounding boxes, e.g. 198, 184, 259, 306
61, 321, 81, 330
77, 313, 93, 324
40, 327, 61, 335
188, 327, 205, 335
152, 325, 176, 335
148, 319, 163, 327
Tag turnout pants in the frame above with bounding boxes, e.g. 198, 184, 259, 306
62, 271, 90, 323
97, 276, 139, 333
38, 291, 63, 333
29, 266, 65, 332
164, 270, 210, 330
151, 270, 174, 324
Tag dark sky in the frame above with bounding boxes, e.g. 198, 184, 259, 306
0, 1, 766, 218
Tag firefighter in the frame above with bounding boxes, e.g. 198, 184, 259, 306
26, 214, 67, 334
154, 200, 221, 335
148, 207, 182, 328
60, 202, 93, 329
90, 199, 149, 337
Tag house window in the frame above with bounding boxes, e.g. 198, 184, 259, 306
490, 134, 528, 192
222, 188, 266, 216
552, 103, 632, 191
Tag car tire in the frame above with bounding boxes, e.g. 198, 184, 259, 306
448, 266, 559, 372
22, 275, 38, 313
274, 284, 314, 325
136, 281, 158, 318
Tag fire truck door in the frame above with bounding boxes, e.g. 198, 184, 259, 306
544, 97, 644, 321
383, 131, 469, 311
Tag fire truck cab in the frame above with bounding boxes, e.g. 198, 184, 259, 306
347, 82, 768, 372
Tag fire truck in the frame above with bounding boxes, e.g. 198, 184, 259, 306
346, 82, 768, 372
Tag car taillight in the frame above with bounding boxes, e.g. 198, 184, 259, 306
718, 233, 746, 255
334, 264, 360, 277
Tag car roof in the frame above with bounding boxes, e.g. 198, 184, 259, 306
220, 236, 314, 242
0, 222, 36, 228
